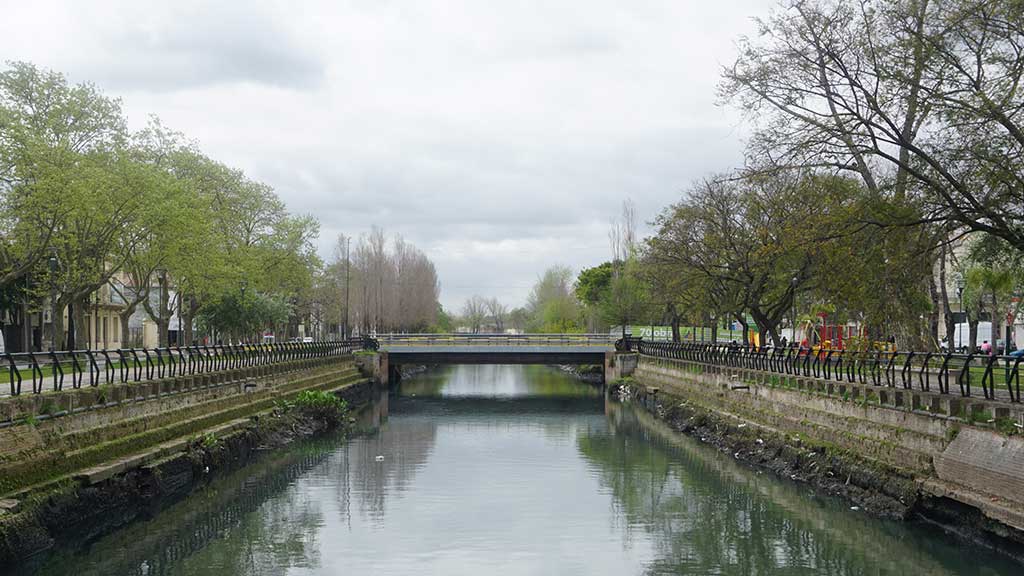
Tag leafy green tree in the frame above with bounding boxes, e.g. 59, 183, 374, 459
575, 262, 613, 307
527, 266, 581, 333
575, 262, 613, 332
0, 62, 124, 290
601, 258, 650, 338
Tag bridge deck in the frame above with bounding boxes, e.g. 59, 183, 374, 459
378, 335, 616, 366
381, 345, 612, 354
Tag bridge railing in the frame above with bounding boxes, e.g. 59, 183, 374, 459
636, 340, 1024, 403
376, 333, 617, 347
2, 338, 374, 397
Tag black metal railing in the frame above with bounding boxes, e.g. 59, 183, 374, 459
2, 338, 376, 397
636, 341, 1024, 403
377, 333, 616, 347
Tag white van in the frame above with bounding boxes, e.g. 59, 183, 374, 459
950, 322, 994, 351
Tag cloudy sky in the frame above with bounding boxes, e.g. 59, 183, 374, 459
1, 0, 770, 311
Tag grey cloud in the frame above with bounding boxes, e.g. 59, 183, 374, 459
85, 8, 324, 91
0, 0, 769, 309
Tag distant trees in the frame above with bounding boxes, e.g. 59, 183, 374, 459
526, 266, 582, 333
461, 295, 487, 333
484, 297, 508, 332
347, 227, 439, 334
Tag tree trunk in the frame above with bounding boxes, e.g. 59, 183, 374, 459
939, 245, 955, 350
992, 289, 1001, 354
72, 295, 88, 350
51, 296, 66, 351
669, 304, 680, 343
734, 313, 749, 346
120, 312, 132, 349
186, 295, 199, 346
969, 311, 979, 353
750, 310, 781, 347
928, 265, 941, 350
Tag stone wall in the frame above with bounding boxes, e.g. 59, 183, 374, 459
0, 354, 372, 497
629, 354, 1024, 538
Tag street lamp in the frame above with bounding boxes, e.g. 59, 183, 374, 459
155, 267, 168, 347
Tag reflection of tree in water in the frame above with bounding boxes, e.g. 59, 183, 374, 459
324, 415, 439, 524
578, 402, 973, 576
397, 364, 603, 398
23, 438, 339, 576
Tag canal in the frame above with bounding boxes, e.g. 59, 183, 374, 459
19, 365, 1020, 575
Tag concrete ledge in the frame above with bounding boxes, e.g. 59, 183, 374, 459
935, 428, 1024, 507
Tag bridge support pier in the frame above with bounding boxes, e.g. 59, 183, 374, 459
605, 352, 638, 384
355, 351, 391, 386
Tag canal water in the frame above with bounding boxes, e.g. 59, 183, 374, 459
20, 365, 1021, 575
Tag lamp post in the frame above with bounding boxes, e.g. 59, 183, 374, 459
155, 267, 168, 347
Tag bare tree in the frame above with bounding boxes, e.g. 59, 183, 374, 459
462, 295, 487, 333
344, 227, 440, 334
485, 297, 508, 332
722, 0, 1024, 251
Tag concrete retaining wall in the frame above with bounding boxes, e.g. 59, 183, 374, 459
0, 354, 372, 497
629, 354, 1024, 535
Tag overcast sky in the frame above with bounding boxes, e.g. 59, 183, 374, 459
1, 0, 770, 311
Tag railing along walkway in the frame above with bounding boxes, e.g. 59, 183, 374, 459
634, 340, 1024, 404
2, 339, 372, 397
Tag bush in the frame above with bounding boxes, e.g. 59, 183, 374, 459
294, 390, 348, 424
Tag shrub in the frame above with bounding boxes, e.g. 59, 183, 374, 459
294, 390, 348, 424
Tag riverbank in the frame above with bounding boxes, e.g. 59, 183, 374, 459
554, 364, 604, 385
611, 378, 1024, 564
0, 380, 375, 568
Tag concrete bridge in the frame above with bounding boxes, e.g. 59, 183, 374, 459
374, 334, 628, 382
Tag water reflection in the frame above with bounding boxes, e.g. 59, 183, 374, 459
398, 364, 604, 398
19, 365, 1020, 575
581, 400, 1017, 575
18, 437, 338, 576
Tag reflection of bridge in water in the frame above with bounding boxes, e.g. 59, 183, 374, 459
377, 334, 618, 381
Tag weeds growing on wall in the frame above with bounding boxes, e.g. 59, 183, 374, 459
294, 390, 349, 425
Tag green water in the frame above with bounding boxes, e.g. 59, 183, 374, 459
21, 365, 1020, 575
